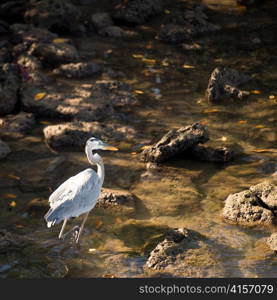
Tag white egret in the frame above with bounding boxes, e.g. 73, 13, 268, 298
44, 137, 118, 244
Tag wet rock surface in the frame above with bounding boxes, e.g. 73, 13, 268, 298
146, 228, 224, 277
267, 233, 277, 252
53, 62, 101, 78
222, 181, 277, 226
157, 4, 220, 43
141, 123, 209, 163
113, 0, 163, 25
206, 67, 250, 102
0, 139, 11, 160
0, 63, 20, 115
0, 112, 36, 139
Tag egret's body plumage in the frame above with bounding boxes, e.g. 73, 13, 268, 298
44, 137, 118, 243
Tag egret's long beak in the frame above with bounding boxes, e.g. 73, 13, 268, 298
101, 143, 119, 151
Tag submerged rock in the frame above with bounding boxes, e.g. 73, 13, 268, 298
24, 0, 81, 34
0, 139, 11, 159
0, 63, 20, 115
43, 121, 136, 148
146, 228, 224, 277
0, 112, 36, 139
267, 233, 277, 252
53, 62, 101, 78
141, 123, 209, 163
113, 0, 163, 25
222, 181, 277, 226
206, 67, 250, 102
0, 230, 30, 252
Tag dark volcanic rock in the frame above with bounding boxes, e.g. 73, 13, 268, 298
53, 62, 101, 78
146, 228, 224, 277
24, 0, 81, 34
206, 67, 250, 102
0, 139, 11, 160
267, 233, 277, 252
187, 145, 235, 163
113, 0, 162, 25
141, 123, 209, 163
30, 42, 80, 67
0, 63, 20, 115
157, 4, 220, 43
43, 121, 136, 148
222, 181, 277, 226
0, 112, 36, 139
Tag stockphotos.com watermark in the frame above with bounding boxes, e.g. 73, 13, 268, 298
138, 284, 274, 295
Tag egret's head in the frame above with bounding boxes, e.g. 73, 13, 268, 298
86, 137, 118, 153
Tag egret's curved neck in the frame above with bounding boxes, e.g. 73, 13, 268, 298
85, 148, 105, 185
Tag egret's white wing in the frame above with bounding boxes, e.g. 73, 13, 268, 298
49, 176, 75, 205
46, 168, 101, 222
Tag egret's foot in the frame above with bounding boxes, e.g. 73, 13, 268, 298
60, 226, 80, 240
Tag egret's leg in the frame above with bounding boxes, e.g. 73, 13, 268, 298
75, 212, 89, 244
58, 218, 67, 239
61, 225, 80, 239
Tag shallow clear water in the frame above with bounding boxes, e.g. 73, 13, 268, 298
1, 0, 277, 277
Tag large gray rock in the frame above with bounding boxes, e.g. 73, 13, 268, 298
0, 63, 20, 115
206, 67, 250, 102
222, 181, 277, 226
113, 0, 162, 25
146, 228, 225, 277
0, 139, 11, 159
141, 123, 209, 163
